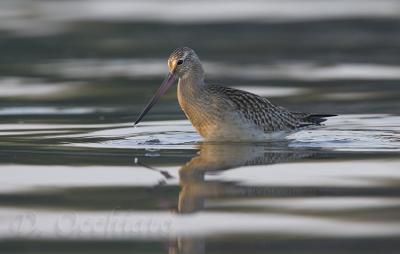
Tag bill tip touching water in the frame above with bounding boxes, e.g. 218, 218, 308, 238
134, 47, 336, 141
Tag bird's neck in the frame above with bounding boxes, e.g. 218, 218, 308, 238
177, 73, 210, 137
177, 69, 207, 117
181, 62, 205, 83
178, 68, 206, 96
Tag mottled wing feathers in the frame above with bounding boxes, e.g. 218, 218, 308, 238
207, 85, 302, 131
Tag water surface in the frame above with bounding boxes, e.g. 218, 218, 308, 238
1, 0, 400, 253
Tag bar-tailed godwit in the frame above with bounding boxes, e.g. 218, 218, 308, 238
135, 47, 335, 141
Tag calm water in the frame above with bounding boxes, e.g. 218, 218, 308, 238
1, 0, 400, 253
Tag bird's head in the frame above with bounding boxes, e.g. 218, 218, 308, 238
167, 47, 202, 78
134, 47, 203, 125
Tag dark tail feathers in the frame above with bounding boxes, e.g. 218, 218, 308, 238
304, 114, 337, 125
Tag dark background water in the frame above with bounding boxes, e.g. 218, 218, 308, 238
1, 1, 400, 253
1, 1, 400, 126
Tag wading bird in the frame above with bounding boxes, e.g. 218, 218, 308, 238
135, 47, 335, 141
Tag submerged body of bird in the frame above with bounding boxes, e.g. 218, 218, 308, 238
135, 47, 335, 141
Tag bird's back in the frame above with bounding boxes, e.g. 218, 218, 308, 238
203, 85, 335, 137
178, 80, 334, 141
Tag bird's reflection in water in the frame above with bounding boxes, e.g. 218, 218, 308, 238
169, 142, 314, 254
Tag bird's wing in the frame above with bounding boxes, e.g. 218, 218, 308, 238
208, 85, 303, 131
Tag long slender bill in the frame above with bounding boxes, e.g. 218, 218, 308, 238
134, 73, 176, 125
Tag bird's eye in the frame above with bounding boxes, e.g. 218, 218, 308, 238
177, 60, 183, 65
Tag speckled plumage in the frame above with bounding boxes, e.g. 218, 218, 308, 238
166, 47, 335, 141
136, 47, 335, 141
206, 85, 300, 131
